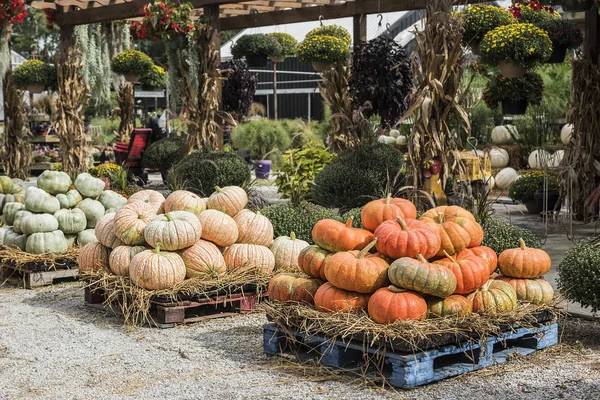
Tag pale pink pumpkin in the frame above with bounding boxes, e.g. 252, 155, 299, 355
164, 190, 206, 217
269, 232, 310, 271
78, 242, 110, 273
114, 202, 157, 246
129, 246, 186, 290
128, 190, 166, 214
143, 211, 202, 250
180, 239, 227, 278
233, 209, 274, 246
94, 213, 123, 249
109, 245, 147, 276
223, 243, 275, 274
198, 209, 238, 246
206, 186, 248, 217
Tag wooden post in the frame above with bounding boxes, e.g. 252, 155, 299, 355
586, 8, 600, 64
353, 14, 367, 48
204, 4, 223, 150
273, 61, 278, 120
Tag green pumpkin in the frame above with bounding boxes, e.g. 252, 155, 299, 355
74, 173, 105, 198
54, 208, 87, 234
3, 227, 27, 250
105, 207, 117, 214
65, 234, 77, 248
25, 187, 60, 214
99, 190, 127, 211
37, 170, 72, 195
76, 198, 105, 228
388, 255, 458, 298
13, 210, 33, 234
77, 229, 97, 246
26, 230, 68, 254
21, 213, 60, 235
56, 190, 83, 209
0, 176, 15, 194
3, 202, 26, 225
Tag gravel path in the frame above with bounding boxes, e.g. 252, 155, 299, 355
1, 283, 599, 400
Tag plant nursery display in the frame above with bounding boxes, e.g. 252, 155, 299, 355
460, 4, 515, 49
231, 33, 278, 68
111, 50, 154, 83
129, 0, 195, 41
297, 25, 351, 72
11, 59, 56, 93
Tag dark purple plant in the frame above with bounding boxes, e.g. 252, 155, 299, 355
350, 36, 413, 129
222, 60, 257, 121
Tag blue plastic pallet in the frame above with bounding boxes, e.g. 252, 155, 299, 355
263, 321, 558, 388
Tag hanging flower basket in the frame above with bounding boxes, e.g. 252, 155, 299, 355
481, 24, 552, 70
536, 19, 583, 64
498, 61, 526, 78
111, 50, 153, 81
11, 60, 55, 92
270, 55, 286, 63
501, 99, 529, 115
266, 32, 297, 63
561, 0, 594, 12
26, 84, 45, 94
231, 34, 278, 68
483, 72, 544, 115
123, 74, 141, 83
297, 34, 350, 70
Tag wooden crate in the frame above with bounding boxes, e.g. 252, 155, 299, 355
458, 152, 492, 181
2, 263, 79, 288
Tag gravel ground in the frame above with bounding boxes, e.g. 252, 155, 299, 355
1, 283, 599, 400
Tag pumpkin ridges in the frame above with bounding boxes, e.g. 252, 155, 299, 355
181, 239, 227, 278
498, 238, 551, 278
314, 282, 371, 312
297, 245, 330, 280
388, 256, 457, 298
312, 218, 374, 253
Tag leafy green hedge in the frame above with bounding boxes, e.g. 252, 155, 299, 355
558, 239, 600, 312
481, 217, 542, 254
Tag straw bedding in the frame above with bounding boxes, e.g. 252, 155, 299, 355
0, 246, 79, 272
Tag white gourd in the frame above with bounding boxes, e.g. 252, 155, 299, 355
549, 150, 564, 168
389, 129, 400, 138
491, 126, 514, 145
489, 148, 510, 168
528, 149, 551, 170
495, 168, 519, 190
561, 124, 573, 145
396, 136, 408, 146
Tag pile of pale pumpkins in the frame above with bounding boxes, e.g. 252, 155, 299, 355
79, 185, 305, 291
0, 171, 128, 254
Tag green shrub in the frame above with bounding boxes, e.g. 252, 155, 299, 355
231, 119, 291, 163
508, 170, 560, 203
341, 207, 364, 228
142, 138, 186, 181
276, 143, 337, 204
260, 201, 341, 244
558, 239, 600, 312
311, 143, 404, 211
171, 151, 251, 196
481, 217, 542, 254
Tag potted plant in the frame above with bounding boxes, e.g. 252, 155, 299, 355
130, 0, 195, 43
222, 60, 257, 121
305, 25, 351, 45
460, 4, 515, 54
561, 0, 595, 12
483, 72, 544, 115
266, 32, 298, 63
11, 59, 55, 94
297, 35, 350, 72
140, 64, 167, 90
231, 119, 291, 179
508, 170, 560, 214
111, 49, 154, 83
536, 19, 583, 63
509, 0, 560, 23
231, 34, 278, 68
480, 23, 552, 77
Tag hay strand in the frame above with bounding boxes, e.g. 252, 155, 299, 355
0, 246, 79, 271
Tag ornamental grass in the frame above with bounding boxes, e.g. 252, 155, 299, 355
481, 23, 552, 68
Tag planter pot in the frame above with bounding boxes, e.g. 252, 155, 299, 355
253, 160, 271, 179
26, 84, 45, 94
246, 55, 268, 68
501, 99, 528, 115
312, 61, 333, 72
123, 74, 141, 83
270, 55, 286, 63
562, 0, 594, 12
534, 189, 560, 214
498, 61, 526, 78
524, 199, 540, 214
547, 45, 567, 64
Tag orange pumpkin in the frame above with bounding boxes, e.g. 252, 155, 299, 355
420, 205, 477, 221
180, 239, 227, 278
498, 238, 551, 278
206, 186, 248, 217
467, 280, 517, 314
367, 286, 427, 324
388, 254, 457, 298
496, 276, 554, 305
419, 207, 484, 256
114, 202, 157, 246
427, 294, 472, 318
198, 209, 238, 246
433, 250, 489, 295
297, 245, 331, 281
129, 246, 186, 290
223, 243, 275, 274
268, 273, 323, 305
361, 194, 417, 232
312, 217, 374, 253
109, 245, 146, 276
164, 190, 206, 217
128, 190, 166, 213
233, 209, 274, 246
464, 246, 498, 274
323, 240, 389, 294
313, 282, 371, 312
94, 212, 123, 249
78, 242, 110, 273
374, 216, 441, 260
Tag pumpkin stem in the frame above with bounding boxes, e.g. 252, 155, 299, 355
416, 254, 427, 263
357, 239, 377, 259
165, 213, 173, 222
290, 232, 296, 240
519, 238, 526, 250
345, 216, 354, 228
154, 243, 161, 253
385, 193, 392, 205
388, 285, 407, 294
396, 216, 409, 231
214, 186, 222, 193
442, 250, 456, 262
436, 212, 445, 223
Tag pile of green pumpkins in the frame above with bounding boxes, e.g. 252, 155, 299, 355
0, 171, 128, 254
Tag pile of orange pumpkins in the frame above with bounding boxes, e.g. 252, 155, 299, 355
77, 186, 299, 290
268, 195, 554, 324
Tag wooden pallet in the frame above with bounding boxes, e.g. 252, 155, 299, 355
85, 286, 266, 328
263, 320, 559, 389
1, 263, 79, 288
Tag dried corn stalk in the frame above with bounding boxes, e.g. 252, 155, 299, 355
399, 0, 469, 190
1, 70, 31, 179
115, 82, 134, 143
54, 47, 90, 175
